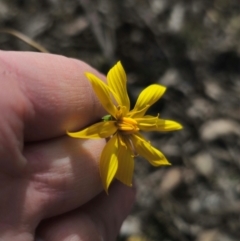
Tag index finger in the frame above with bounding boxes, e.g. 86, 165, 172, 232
0, 51, 106, 141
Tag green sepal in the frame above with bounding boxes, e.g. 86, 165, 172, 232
102, 114, 112, 122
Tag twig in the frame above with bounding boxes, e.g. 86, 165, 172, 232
0, 28, 49, 53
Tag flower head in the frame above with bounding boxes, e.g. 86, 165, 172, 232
67, 61, 182, 192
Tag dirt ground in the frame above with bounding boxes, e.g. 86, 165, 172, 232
0, 0, 240, 240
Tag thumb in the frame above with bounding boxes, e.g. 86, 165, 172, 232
37, 181, 136, 241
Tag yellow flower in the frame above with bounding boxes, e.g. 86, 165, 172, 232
68, 61, 182, 192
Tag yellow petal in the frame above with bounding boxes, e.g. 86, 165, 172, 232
136, 116, 183, 132
115, 137, 134, 186
131, 134, 171, 166
135, 115, 158, 124
85, 73, 117, 118
67, 121, 117, 139
99, 134, 119, 193
107, 61, 130, 111
127, 105, 150, 118
131, 84, 166, 118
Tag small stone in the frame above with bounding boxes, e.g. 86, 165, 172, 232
159, 68, 182, 86
158, 168, 182, 195
201, 119, 240, 141
204, 80, 224, 101
190, 198, 201, 213
120, 216, 141, 236
0, 1, 13, 21
187, 98, 214, 119
192, 152, 215, 177
150, 0, 167, 15
168, 4, 185, 32
196, 229, 220, 241
62, 17, 89, 36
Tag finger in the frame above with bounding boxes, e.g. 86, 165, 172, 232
36, 181, 136, 241
0, 137, 105, 239
22, 137, 105, 220
0, 51, 106, 141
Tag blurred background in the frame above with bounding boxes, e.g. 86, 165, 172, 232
0, 0, 240, 240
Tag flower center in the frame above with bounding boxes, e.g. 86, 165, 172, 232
116, 117, 139, 134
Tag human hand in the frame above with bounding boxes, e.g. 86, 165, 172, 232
0, 51, 135, 241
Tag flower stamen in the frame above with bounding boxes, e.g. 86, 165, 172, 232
116, 117, 139, 134
120, 135, 139, 157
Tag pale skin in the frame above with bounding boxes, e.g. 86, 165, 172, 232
0, 51, 136, 241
